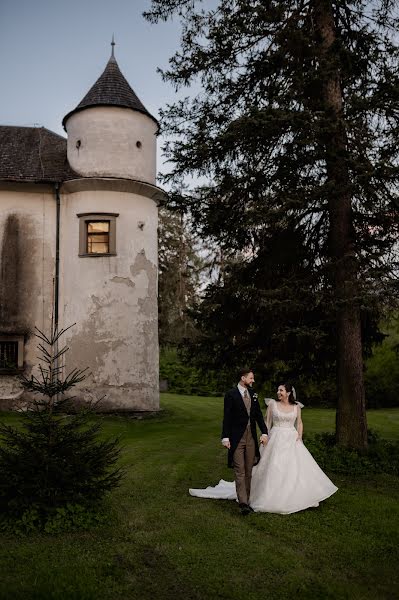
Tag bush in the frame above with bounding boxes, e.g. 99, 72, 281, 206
0, 410, 122, 524
364, 313, 399, 408
305, 429, 399, 476
0, 502, 108, 536
160, 346, 226, 396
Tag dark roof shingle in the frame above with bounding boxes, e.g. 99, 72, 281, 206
0, 126, 78, 183
62, 56, 158, 129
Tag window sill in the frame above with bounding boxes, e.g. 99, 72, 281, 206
0, 367, 24, 375
78, 253, 117, 258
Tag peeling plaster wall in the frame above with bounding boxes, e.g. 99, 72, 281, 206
0, 186, 56, 403
66, 107, 157, 184
59, 185, 159, 411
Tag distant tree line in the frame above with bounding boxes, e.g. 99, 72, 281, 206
158, 210, 399, 408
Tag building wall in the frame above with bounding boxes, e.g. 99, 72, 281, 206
65, 107, 157, 184
0, 184, 55, 403
59, 178, 160, 411
0, 179, 161, 412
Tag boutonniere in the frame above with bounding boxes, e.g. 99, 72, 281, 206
253, 393, 258, 402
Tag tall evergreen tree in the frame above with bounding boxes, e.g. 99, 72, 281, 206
145, 0, 399, 448
0, 325, 122, 530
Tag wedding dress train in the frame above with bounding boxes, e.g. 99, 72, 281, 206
189, 399, 337, 514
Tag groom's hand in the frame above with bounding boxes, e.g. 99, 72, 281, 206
222, 438, 231, 449
260, 434, 268, 445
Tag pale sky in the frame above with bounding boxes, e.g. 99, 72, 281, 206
0, 0, 184, 172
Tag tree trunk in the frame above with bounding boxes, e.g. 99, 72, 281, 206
313, 0, 368, 448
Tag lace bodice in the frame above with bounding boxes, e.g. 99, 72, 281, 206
267, 400, 297, 429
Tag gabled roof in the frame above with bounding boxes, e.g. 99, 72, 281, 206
0, 126, 77, 183
62, 54, 158, 130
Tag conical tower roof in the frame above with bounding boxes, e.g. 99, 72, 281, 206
62, 45, 158, 130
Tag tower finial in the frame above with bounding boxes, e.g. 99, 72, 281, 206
111, 34, 115, 58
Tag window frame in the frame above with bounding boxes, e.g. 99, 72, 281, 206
77, 212, 119, 257
0, 335, 24, 372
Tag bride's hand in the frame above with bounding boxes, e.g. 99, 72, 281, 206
296, 435, 302, 442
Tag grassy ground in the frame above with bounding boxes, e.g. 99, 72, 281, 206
0, 394, 398, 600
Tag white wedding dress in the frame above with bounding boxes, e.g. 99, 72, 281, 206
189, 399, 338, 514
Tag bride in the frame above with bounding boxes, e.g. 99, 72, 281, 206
190, 383, 338, 514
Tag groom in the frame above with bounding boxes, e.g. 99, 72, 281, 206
222, 368, 268, 515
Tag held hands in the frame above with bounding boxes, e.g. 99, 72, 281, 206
223, 435, 269, 448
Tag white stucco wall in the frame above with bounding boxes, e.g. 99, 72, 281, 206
0, 179, 162, 412
59, 179, 160, 411
0, 184, 56, 403
65, 107, 157, 184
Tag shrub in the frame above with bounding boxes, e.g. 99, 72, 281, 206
364, 314, 399, 408
0, 502, 108, 536
160, 346, 226, 396
305, 429, 399, 476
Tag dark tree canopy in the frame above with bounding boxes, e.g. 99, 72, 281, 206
146, 0, 399, 447
146, 1, 398, 268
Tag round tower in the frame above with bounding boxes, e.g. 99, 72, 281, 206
59, 43, 163, 412
62, 43, 158, 184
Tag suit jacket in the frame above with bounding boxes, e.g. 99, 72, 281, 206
221, 386, 268, 468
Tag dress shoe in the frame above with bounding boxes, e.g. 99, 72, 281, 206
239, 503, 251, 516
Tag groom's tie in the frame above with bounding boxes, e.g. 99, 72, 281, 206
243, 388, 251, 416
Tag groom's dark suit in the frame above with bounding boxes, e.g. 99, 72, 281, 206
222, 387, 268, 469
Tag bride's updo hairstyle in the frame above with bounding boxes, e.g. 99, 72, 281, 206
278, 382, 297, 405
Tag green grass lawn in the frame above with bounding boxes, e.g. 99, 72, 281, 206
0, 394, 398, 600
